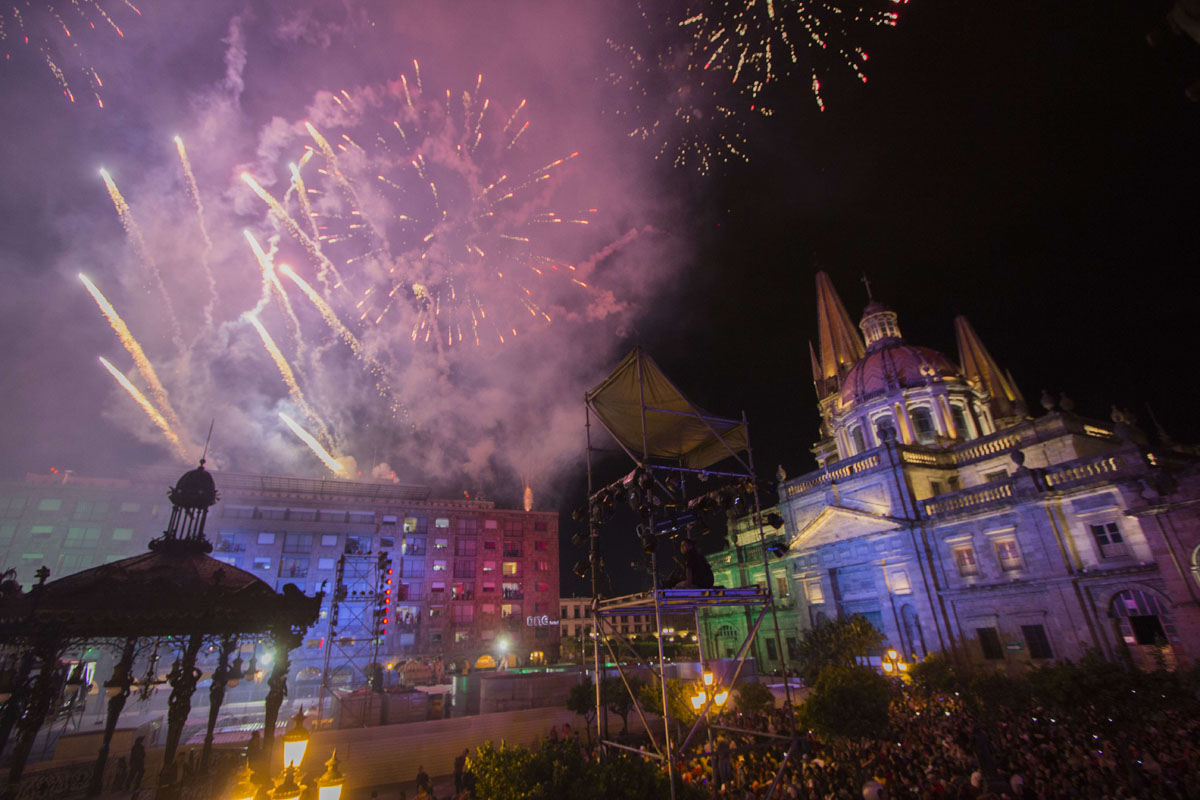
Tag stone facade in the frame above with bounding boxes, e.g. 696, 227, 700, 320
702, 274, 1200, 671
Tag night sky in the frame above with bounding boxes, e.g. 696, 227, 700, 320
0, 1, 1196, 597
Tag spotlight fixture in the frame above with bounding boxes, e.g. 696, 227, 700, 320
765, 513, 785, 530
571, 532, 588, 549
571, 507, 588, 523
766, 542, 787, 559
572, 560, 589, 578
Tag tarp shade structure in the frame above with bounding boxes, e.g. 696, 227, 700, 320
586, 348, 749, 471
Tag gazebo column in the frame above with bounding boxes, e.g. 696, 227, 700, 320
88, 637, 137, 796
158, 632, 204, 791
0, 651, 35, 759
201, 635, 236, 771
262, 629, 299, 765
7, 643, 61, 787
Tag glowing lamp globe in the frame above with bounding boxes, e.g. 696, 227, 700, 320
690, 692, 705, 711
886, 649, 898, 661
881, 662, 893, 673
228, 761, 256, 800
317, 750, 346, 800
702, 670, 714, 687
713, 690, 729, 707
282, 709, 311, 767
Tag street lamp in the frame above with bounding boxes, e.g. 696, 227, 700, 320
282, 709, 310, 767
228, 759, 257, 800
881, 649, 908, 678
317, 750, 345, 800
690, 667, 729, 712
272, 764, 303, 800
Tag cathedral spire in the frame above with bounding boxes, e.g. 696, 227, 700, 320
809, 341, 822, 392
815, 271, 865, 382
955, 315, 1027, 424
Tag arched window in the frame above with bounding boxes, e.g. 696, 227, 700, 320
1111, 588, 1175, 645
850, 424, 867, 454
950, 404, 972, 441
910, 407, 936, 444
875, 415, 896, 443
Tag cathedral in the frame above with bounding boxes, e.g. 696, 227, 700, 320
706, 273, 1200, 671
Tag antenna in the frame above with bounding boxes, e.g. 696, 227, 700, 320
860, 273, 873, 301
200, 419, 215, 464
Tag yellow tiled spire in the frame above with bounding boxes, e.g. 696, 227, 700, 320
954, 315, 1026, 423
815, 271, 865, 381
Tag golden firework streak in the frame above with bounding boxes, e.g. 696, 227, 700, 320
98, 169, 184, 352
173, 136, 217, 326
246, 314, 332, 448
79, 273, 185, 433
98, 357, 188, 460
279, 412, 346, 476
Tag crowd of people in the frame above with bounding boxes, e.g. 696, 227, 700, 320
666, 689, 1200, 799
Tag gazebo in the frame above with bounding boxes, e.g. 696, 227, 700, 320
0, 461, 323, 798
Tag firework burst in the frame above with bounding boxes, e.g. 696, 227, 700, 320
1, 0, 141, 107
680, 0, 906, 111
252, 64, 598, 350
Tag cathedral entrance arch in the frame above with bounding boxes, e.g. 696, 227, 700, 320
1110, 588, 1176, 671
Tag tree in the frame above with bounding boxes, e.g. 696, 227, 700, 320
567, 679, 597, 743
603, 675, 645, 735
794, 615, 884, 684
799, 665, 891, 741
733, 680, 774, 715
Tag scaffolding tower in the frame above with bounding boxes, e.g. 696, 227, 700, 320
583, 347, 797, 800
316, 551, 384, 726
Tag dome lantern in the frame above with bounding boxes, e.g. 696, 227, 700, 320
148, 459, 218, 555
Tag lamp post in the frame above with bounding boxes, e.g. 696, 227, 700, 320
281, 708, 311, 768
881, 649, 908, 679
232, 748, 345, 800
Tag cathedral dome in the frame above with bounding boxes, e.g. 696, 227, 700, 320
839, 341, 962, 405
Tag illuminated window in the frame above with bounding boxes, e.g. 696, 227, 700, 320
119, 502, 140, 513
458, 518, 477, 535
953, 546, 979, 577
534, 540, 548, 551
875, 415, 896, 443
503, 562, 519, 576
482, 561, 496, 573
37, 499, 62, 512
994, 538, 1022, 571
455, 538, 476, 557
983, 470, 1008, 484
321, 534, 339, 547
432, 560, 447, 572
257, 532, 276, 545
434, 538, 449, 551
111, 528, 134, 541
30, 525, 53, 538
950, 405, 972, 440
317, 558, 335, 570
484, 520, 498, 530
435, 518, 450, 529
536, 560, 550, 572
253, 557, 271, 571
888, 569, 911, 594
805, 579, 824, 605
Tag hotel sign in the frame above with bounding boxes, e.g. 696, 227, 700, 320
526, 615, 560, 627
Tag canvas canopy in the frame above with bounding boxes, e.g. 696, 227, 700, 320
586, 348, 749, 471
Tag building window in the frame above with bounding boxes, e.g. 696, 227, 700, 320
402, 560, 425, 578
30, 525, 53, 539
953, 546, 979, 577
536, 560, 550, 572
111, 528, 134, 541
317, 558, 335, 570
977, 627, 1005, 660
283, 533, 313, 553
875, 415, 896, 443
318, 510, 345, 523
849, 424, 867, 454
484, 520, 498, 530
37, 498, 62, 512
482, 582, 496, 594
458, 518, 477, 535
320, 534, 339, 547
930, 481, 945, 496
888, 569, 911, 594
432, 560, 447, 572
502, 582, 522, 599
0, 497, 25, 516
257, 532, 276, 545
455, 559, 475, 578
453, 605, 474, 623
994, 538, 1022, 571
503, 541, 521, 557
775, 576, 789, 598
483, 540, 497, 551
482, 561, 496, 574
381, 514, 398, 526
1021, 624, 1053, 659
403, 517, 426, 533
64, 527, 101, 548
435, 518, 450, 529
910, 407, 936, 443
455, 539, 476, 556
534, 540, 548, 551
534, 521, 548, 531
452, 581, 474, 600
258, 508, 287, 520
348, 511, 374, 525
983, 469, 1008, 484
73, 500, 109, 519
1090, 522, 1127, 559
764, 638, 778, 660
503, 562, 519, 576
289, 509, 316, 521
536, 581, 550, 593
280, 556, 309, 578
951, 405, 972, 440
253, 557, 272, 571
805, 579, 824, 605
430, 581, 445, 595
119, 502, 140, 513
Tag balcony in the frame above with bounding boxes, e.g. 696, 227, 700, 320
502, 590, 524, 600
